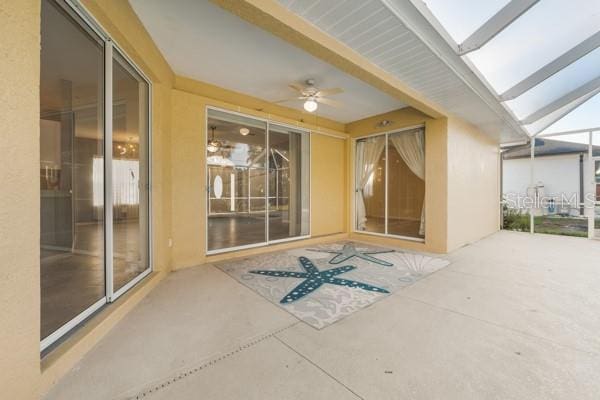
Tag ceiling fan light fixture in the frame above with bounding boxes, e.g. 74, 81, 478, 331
207, 140, 220, 153
239, 127, 250, 136
303, 97, 318, 113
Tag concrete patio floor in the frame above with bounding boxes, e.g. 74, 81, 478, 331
44, 230, 600, 400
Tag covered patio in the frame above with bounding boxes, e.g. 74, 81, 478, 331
44, 230, 600, 399
2, 0, 600, 399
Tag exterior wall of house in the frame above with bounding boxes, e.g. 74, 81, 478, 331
446, 117, 500, 251
310, 134, 348, 237
2, 0, 188, 395
0, 2, 42, 399
503, 154, 584, 200
345, 108, 449, 253
170, 86, 349, 270
1, 1, 505, 397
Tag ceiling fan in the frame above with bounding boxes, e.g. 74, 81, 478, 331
207, 125, 221, 153
207, 126, 236, 153
275, 79, 343, 112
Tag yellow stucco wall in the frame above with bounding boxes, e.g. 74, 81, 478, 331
0, 2, 41, 399
446, 117, 500, 251
311, 134, 347, 237
170, 87, 349, 270
345, 109, 448, 253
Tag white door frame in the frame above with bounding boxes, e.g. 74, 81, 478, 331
351, 125, 426, 243
41, 0, 153, 352
204, 106, 312, 256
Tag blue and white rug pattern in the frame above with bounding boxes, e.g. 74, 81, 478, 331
215, 242, 450, 329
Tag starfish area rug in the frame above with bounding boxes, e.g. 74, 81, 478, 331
214, 241, 450, 329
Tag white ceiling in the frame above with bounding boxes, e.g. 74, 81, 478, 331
276, 0, 527, 143
129, 0, 407, 123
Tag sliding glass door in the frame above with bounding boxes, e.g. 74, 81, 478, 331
268, 125, 310, 241
206, 110, 267, 251
206, 109, 310, 253
40, 0, 151, 351
355, 127, 426, 240
355, 136, 386, 234
112, 51, 150, 294
40, 0, 106, 343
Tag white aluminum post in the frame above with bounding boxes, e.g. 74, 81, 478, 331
265, 122, 270, 242
589, 131, 594, 239
104, 41, 114, 301
384, 133, 389, 235
530, 139, 534, 234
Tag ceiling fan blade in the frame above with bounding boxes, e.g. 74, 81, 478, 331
289, 83, 305, 93
317, 97, 343, 108
272, 96, 308, 103
316, 87, 343, 97
272, 97, 301, 103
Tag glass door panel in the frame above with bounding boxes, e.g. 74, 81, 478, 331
387, 129, 425, 239
355, 136, 386, 234
355, 129, 426, 239
268, 125, 310, 241
207, 109, 267, 251
112, 51, 150, 292
40, 0, 105, 340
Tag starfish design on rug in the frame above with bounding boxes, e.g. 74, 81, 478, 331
308, 243, 395, 266
249, 256, 389, 304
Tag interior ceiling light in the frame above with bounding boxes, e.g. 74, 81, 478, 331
303, 97, 318, 113
239, 127, 250, 136
207, 142, 219, 153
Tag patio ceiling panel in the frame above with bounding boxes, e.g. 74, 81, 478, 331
462, 0, 600, 94
277, 0, 527, 142
423, 0, 600, 137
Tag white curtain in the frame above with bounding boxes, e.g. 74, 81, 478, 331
355, 136, 385, 230
92, 157, 140, 207
389, 128, 425, 235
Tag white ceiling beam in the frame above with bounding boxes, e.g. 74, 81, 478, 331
458, 0, 540, 55
529, 91, 600, 136
522, 75, 600, 124
539, 126, 600, 137
385, 0, 529, 140
501, 31, 600, 100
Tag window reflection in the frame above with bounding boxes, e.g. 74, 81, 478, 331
112, 51, 150, 292
207, 110, 267, 250
40, 0, 105, 340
